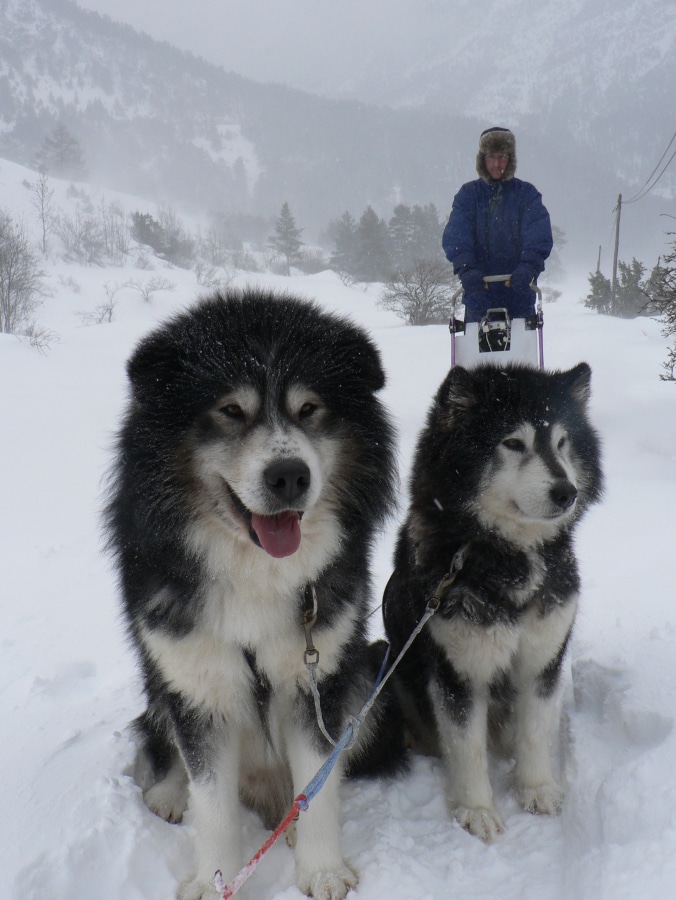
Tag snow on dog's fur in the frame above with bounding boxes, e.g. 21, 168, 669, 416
105, 289, 406, 900
383, 362, 603, 841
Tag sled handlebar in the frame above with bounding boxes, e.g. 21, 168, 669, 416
482, 274, 513, 284
451, 274, 542, 309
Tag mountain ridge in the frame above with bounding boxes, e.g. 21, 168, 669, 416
0, 0, 672, 265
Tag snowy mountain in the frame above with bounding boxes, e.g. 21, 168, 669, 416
0, 0, 470, 235
0, 0, 673, 267
333, 0, 675, 135
379, 0, 676, 197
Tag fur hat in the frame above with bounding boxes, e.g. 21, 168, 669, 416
476, 127, 516, 182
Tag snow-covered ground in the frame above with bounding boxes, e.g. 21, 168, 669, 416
2, 158, 676, 899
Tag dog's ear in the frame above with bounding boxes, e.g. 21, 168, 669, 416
126, 330, 181, 404
446, 366, 477, 409
351, 338, 386, 392
560, 362, 592, 406
438, 366, 476, 425
327, 328, 386, 393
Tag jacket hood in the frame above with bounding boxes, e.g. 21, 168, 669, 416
476, 127, 517, 182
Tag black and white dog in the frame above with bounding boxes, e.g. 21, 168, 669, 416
383, 363, 603, 841
105, 289, 404, 899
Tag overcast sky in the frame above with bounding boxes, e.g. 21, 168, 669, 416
76, 0, 438, 96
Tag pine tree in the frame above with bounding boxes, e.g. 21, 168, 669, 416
614, 258, 647, 318
352, 206, 391, 282
34, 123, 87, 180
648, 235, 676, 380
584, 270, 612, 314
388, 204, 415, 269
328, 211, 358, 276
410, 203, 442, 261
270, 202, 303, 275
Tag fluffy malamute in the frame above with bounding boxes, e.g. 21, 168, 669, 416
105, 289, 405, 899
383, 362, 603, 841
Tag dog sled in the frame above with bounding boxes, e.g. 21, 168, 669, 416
449, 274, 544, 369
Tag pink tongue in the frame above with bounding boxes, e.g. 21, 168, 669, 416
250, 511, 302, 558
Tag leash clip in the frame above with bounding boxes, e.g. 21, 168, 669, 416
426, 544, 469, 612
303, 584, 319, 666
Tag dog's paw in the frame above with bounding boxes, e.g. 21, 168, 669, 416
144, 778, 188, 823
297, 862, 358, 900
452, 805, 505, 842
177, 880, 220, 900
517, 780, 564, 816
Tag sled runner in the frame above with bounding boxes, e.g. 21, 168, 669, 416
449, 274, 544, 369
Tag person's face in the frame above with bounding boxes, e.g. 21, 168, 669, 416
485, 152, 509, 180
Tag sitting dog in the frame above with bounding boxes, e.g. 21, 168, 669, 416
105, 289, 405, 899
383, 362, 603, 840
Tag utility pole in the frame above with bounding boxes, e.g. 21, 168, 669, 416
596, 245, 602, 273
611, 194, 622, 314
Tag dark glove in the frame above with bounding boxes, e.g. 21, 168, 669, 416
459, 268, 485, 293
510, 265, 535, 292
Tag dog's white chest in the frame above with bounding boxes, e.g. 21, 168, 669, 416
141, 577, 303, 715
430, 616, 521, 683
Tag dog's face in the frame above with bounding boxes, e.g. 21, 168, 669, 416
191, 382, 340, 559
477, 420, 581, 540
424, 362, 603, 547
121, 292, 395, 568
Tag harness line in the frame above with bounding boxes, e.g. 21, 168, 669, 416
214, 547, 468, 899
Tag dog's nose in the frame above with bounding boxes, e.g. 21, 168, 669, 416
550, 479, 578, 511
265, 459, 311, 505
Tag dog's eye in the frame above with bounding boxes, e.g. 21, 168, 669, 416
502, 438, 526, 452
298, 402, 318, 419
557, 436, 567, 451
219, 403, 245, 420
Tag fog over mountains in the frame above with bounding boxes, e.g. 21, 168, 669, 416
1, 0, 674, 268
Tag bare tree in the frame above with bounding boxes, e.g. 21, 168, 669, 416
156, 204, 195, 267
80, 281, 128, 325
127, 276, 176, 303
97, 197, 130, 264
29, 168, 56, 256
0, 210, 46, 335
22, 321, 58, 353
378, 258, 459, 325
193, 260, 235, 291
198, 224, 230, 267
56, 210, 105, 264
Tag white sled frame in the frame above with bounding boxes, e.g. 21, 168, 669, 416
449, 275, 544, 370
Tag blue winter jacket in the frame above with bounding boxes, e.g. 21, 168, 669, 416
442, 177, 553, 323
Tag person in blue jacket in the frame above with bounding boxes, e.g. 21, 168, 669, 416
442, 127, 553, 323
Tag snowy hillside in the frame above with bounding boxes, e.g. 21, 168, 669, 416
1, 158, 676, 899
1, 0, 673, 264
75, 0, 676, 200
0, 0, 470, 234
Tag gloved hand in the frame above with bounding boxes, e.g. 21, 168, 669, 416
510, 265, 535, 292
459, 268, 485, 293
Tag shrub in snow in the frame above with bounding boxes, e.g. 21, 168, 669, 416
0, 209, 47, 336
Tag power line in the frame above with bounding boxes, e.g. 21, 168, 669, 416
624, 130, 676, 205
625, 149, 676, 205
624, 130, 675, 202
599, 132, 676, 280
